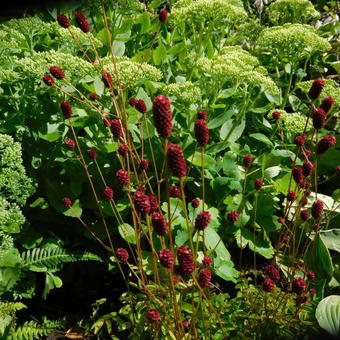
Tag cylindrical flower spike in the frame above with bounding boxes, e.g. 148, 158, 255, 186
319, 96, 335, 113
197, 110, 207, 120
152, 95, 173, 138
75, 11, 90, 33
159, 9, 169, 23
242, 154, 253, 168
316, 136, 336, 154
103, 187, 114, 201
177, 245, 195, 276
87, 149, 97, 160
57, 14, 71, 28
312, 200, 323, 219
102, 72, 113, 88
61, 197, 72, 208
60, 100, 72, 119
152, 212, 168, 236
308, 78, 325, 100
42, 74, 54, 86
195, 211, 211, 230
116, 248, 129, 262
194, 119, 209, 146
158, 249, 174, 268
116, 169, 130, 186
110, 120, 123, 138
227, 210, 239, 223
167, 143, 187, 178
198, 268, 212, 287
312, 108, 326, 130
135, 99, 147, 114
49, 66, 65, 80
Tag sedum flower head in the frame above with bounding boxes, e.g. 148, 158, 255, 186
0, 134, 35, 207
14, 50, 95, 83
171, 0, 247, 28
162, 81, 201, 105
297, 79, 340, 111
279, 110, 313, 135
0, 198, 25, 233
256, 24, 331, 63
195, 46, 280, 96
99, 56, 162, 88
0, 28, 26, 55
267, 0, 319, 25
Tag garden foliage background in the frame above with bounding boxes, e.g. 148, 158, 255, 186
0, 0, 339, 339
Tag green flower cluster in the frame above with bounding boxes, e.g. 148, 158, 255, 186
0, 134, 34, 233
99, 56, 162, 88
171, 0, 247, 28
277, 110, 312, 135
256, 24, 331, 62
0, 29, 25, 56
267, 0, 319, 25
195, 46, 280, 95
297, 79, 340, 111
14, 50, 95, 82
162, 81, 201, 105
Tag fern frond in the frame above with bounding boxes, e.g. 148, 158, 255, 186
0, 302, 26, 316
21, 247, 102, 270
9, 320, 63, 340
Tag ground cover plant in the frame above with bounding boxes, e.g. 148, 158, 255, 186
0, 0, 339, 339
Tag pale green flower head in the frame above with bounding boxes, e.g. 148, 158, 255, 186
0, 198, 25, 234
0, 29, 26, 55
0, 134, 35, 207
297, 79, 340, 111
1, 17, 54, 36
256, 24, 331, 63
195, 46, 280, 96
162, 81, 201, 105
267, 0, 319, 25
171, 0, 247, 28
15, 50, 95, 82
99, 56, 162, 88
278, 110, 312, 135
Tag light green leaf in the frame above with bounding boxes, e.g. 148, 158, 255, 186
153, 43, 167, 66
118, 223, 136, 244
203, 228, 231, 262
249, 133, 273, 146
316, 295, 340, 337
63, 199, 82, 218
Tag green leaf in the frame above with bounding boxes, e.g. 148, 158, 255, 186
118, 223, 137, 244
304, 236, 333, 281
153, 42, 167, 66
112, 40, 125, 57
215, 261, 239, 283
316, 295, 340, 337
203, 228, 231, 261
220, 116, 245, 142
63, 199, 82, 218
137, 12, 151, 34
187, 152, 215, 168
208, 110, 233, 129
314, 229, 340, 253
249, 133, 273, 146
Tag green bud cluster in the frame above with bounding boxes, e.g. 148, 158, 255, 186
162, 81, 201, 105
278, 110, 313, 135
267, 0, 319, 25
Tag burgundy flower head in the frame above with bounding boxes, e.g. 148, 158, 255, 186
254, 178, 264, 190
50, 66, 65, 80
135, 99, 147, 114
197, 109, 207, 120
287, 191, 296, 202
42, 74, 54, 86
263, 278, 275, 292
133, 190, 151, 215
61, 197, 72, 208
129, 97, 137, 107
75, 11, 90, 33
147, 309, 161, 323
195, 119, 209, 146
159, 9, 169, 23
191, 198, 200, 209
116, 169, 130, 186
302, 161, 313, 177
202, 256, 212, 267
149, 195, 159, 212
294, 135, 306, 147
140, 158, 149, 171
307, 271, 315, 280
312, 200, 323, 219
319, 96, 335, 113
300, 197, 308, 207
103, 187, 114, 201
195, 211, 211, 230
272, 111, 281, 120
167, 143, 187, 178
227, 210, 239, 224
292, 277, 307, 294
198, 268, 212, 287
158, 249, 174, 268
116, 248, 129, 262
312, 108, 326, 130
152, 212, 168, 236
57, 14, 70, 28
278, 217, 285, 224
110, 120, 123, 138
89, 92, 99, 101
177, 245, 195, 276
310, 288, 316, 295
60, 100, 72, 119
65, 138, 75, 149
103, 117, 112, 127
87, 149, 97, 160
118, 144, 129, 156
264, 265, 280, 283
316, 135, 336, 154
308, 78, 325, 100
153, 95, 173, 138
292, 166, 304, 184
242, 154, 253, 168
169, 185, 181, 198
102, 72, 113, 88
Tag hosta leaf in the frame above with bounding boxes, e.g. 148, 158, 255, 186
316, 295, 340, 337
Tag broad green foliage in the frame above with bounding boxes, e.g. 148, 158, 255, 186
316, 295, 340, 337
267, 0, 319, 25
